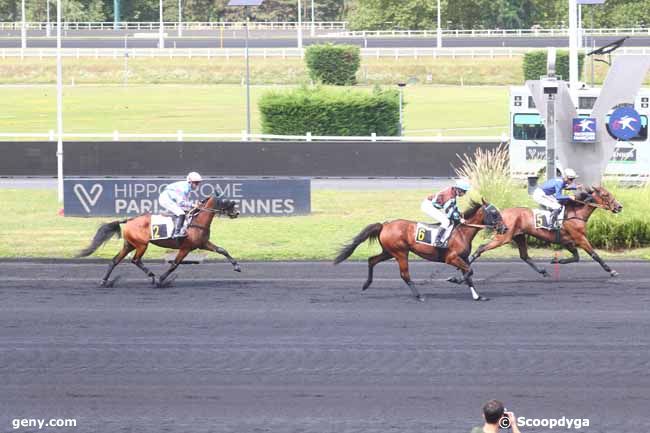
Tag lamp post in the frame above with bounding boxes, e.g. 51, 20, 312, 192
178, 0, 183, 37
297, 0, 303, 49
21, 0, 26, 49
46, 0, 51, 38
159, 0, 165, 49
114, 0, 120, 30
436, 0, 442, 49
397, 82, 406, 136
228, 0, 265, 139
56, 0, 64, 203
310, 0, 315, 37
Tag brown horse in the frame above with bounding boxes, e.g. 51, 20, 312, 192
77, 194, 241, 287
459, 186, 623, 280
333, 200, 507, 301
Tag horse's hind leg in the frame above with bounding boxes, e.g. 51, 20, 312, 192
131, 244, 156, 285
202, 241, 241, 272
513, 234, 548, 277
394, 252, 423, 302
101, 242, 134, 287
362, 250, 391, 291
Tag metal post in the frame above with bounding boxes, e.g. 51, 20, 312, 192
178, 0, 182, 37
545, 48, 557, 181
436, 0, 442, 49
297, 0, 303, 49
21, 0, 26, 49
56, 0, 64, 203
245, 10, 251, 137
159, 0, 165, 49
568, 0, 578, 100
546, 92, 556, 179
398, 91, 403, 136
310, 0, 315, 37
123, 35, 128, 86
114, 0, 120, 30
46, 0, 51, 38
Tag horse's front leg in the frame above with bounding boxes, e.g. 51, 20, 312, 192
574, 237, 618, 277
446, 254, 488, 301
202, 241, 241, 272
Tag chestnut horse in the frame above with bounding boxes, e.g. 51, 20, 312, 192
334, 200, 507, 302
457, 186, 623, 280
78, 194, 240, 287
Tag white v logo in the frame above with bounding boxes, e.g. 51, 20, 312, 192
73, 184, 103, 213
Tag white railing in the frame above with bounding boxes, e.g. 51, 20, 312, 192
0, 131, 504, 142
329, 27, 650, 38
2, 46, 650, 59
0, 21, 347, 31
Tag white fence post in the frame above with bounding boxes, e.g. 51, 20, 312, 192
49, 130, 55, 141
177, 130, 183, 141
113, 130, 119, 141
306, 132, 312, 142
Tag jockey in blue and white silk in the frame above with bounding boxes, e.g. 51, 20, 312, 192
158, 171, 203, 238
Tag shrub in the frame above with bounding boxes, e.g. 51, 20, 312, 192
454, 143, 524, 210
523, 50, 585, 82
305, 44, 361, 86
259, 86, 399, 136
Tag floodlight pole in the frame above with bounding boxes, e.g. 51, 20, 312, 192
46, 0, 51, 38
178, 0, 183, 37
397, 83, 406, 136
436, 0, 442, 49
310, 0, 315, 37
21, 0, 26, 49
245, 9, 251, 138
545, 48, 557, 181
297, 0, 303, 49
114, 0, 120, 30
568, 0, 578, 100
159, 0, 165, 49
56, 0, 64, 203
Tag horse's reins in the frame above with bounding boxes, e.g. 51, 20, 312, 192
186, 204, 235, 231
571, 198, 609, 210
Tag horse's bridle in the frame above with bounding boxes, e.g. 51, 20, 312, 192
186, 201, 236, 232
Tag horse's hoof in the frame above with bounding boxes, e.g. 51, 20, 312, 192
474, 296, 490, 302
361, 283, 370, 291
100, 277, 119, 288
446, 276, 463, 285
540, 269, 550, 278
156, 275, 177, 288
610, 270, 619, 277
233, 264, 242, 272
416, 295, 425, 302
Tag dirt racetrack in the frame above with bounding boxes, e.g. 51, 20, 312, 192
1, 259, 649, 432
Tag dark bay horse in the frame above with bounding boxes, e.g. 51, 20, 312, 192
334, 200, 507, 301
460, 185, 623, 279
78, 195, 240, 287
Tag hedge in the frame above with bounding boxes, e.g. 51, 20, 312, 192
305, 44, 361, 86
259, 86, 400, 136
523, 50, 585, 82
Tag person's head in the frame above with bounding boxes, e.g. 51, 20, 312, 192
482, 399, 505, 425
562, 168, 578, 185
186, 171, 203, 190
454, 179, 471, 197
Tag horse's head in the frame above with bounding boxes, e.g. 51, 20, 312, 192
586, 185, 623, 214
212, 196, 240, 219
463, 199, 507, 234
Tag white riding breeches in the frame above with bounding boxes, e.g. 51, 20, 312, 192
159, 192, 185, 216
421, 199, 454, 240
532, 188, 562, 211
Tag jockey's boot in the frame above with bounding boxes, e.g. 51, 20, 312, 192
550, 208, 562, 229
434, 227, 447, 248
172, 214, 186, 238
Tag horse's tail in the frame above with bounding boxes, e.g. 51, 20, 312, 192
333, 223, 383, 265
76, 219, 127, 258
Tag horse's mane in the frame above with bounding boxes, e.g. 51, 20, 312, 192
462, 200, 482, 219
